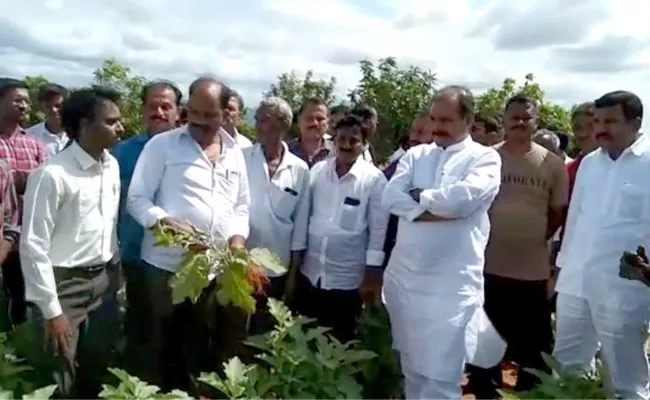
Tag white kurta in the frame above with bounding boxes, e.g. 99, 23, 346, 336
555, 134, 650, 400
381, 136, 501, 397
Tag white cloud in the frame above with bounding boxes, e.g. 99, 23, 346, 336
1, 0, 649, 130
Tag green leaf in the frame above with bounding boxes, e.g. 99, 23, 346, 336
216, 257, 256, 313
169, 253, 210, 305
22, 385, 57, 399
249, 248, 286, 275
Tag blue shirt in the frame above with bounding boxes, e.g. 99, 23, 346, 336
112, 133, 150, 263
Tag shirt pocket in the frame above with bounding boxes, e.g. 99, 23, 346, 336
268, 184, 299, 221
615, 184, 650, 221
338, 196, 362, 232
77, 189, 100, 228
215, 169, 240, 203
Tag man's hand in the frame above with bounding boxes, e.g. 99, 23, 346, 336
0, 239, 13, 265
619, 245, 650, 287
159, 217, 194, 233
359, 267, 382, 305
47, 314, 73, 355
283, 252, 303, 303
409, 188, 423, 203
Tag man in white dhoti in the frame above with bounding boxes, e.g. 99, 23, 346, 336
381, 86, 502, 399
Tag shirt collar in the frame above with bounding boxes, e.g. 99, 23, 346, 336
440, 134, 472, 152
180, 126, 237, 150
329, 155, 364, 180
70, 141, 109, 170
629, 133, 649, 156
134, 132, 150, 143
254, 141, 293, 169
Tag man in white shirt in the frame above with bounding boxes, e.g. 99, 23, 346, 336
127, 77, 250, 390
25, 83, 69, 155
381, 86, 502, 399
20, 87, 123, 398
223, 90, 253, 148
294, 115, 389, 343
243, 96, 310, 333
554, 91, 650, 399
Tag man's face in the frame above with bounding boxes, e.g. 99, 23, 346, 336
572, 113, 596, 151
187, 87, 224, 139
408, 117, 433, 147
533, 135, 561, 156
254, 105, 282, 142
335, 125, 365, 164
428, 95, 470, 147
0, 88, 30, 125
298, 103, 328, 141
361, 113, 378, 138
223, 97, 241, 131
470, 121, 488, 145
87, 100, 124, 149
593, 105, 638, 152
41, 95, 64, 127
142, 87, 179, 136
504, 102, 537, 140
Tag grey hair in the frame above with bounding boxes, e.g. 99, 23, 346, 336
259, 96, 293, 128
533, 129, 560, 148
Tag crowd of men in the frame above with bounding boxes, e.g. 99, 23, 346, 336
0, 74, 647, 400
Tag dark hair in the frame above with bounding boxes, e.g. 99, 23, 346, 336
505, 93, 538, 113
230, 90, 244, 111
350, 104, 377, 121
140, 80, 182, 106
594, 90, 643, 121
0, 78, 28, 100
571, 101, 594, 121
38, 83, 68, 103
474, 113, 501, 133
299, 97, 328, 115
62, 86, 121, 140
188, 76, 233, 109
436, 85, 475, 118
330, 104, 350, 115
335, 115, 368, 140
555, 131, 570, 151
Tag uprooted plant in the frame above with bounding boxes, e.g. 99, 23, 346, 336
152, 221, 286, 313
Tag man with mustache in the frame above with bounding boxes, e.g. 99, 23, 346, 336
20, 87, 124, 398
25, 83, 69, 156
294, 115, 389, 342
111, 80, 182, 377
223, 91, 253, 148
127, 77, 250, 390
554, 91, 649, 399
288, 97, 332, 168
0, 78, 49, 328
243, 97, 310, 333
468, 94, 569, 398
350, 104, 378, 164
382, 86, 502, 399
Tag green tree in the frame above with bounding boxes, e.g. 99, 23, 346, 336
476, 74, 572, 133
348, 57, 438, 161
23, 75, 50, 126
264, 70, 337, 114
237, 106, 257, 143
92, 59, 146, 136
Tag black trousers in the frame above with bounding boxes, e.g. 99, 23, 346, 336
466, 273, 553, 398
1, 251, 26, 329
249, 275, 287, 335
292, 273, 362, 343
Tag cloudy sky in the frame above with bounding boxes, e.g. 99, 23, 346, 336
1, 0, 649, 128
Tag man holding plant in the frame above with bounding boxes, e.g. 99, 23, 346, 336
127, 77, 250, 390
382, 86, 501, 399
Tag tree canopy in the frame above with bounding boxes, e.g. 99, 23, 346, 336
19, 59, 574, 152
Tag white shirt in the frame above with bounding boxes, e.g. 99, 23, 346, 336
557, 134, 650, 308
20, 141, 120, 319
25, 121, 69, 156
230, 128, 253, 149
301, 157, 389, 290
127, 127, 250, 273
243, 143, 310, 276
388, 147, 406, 164
382, 137, 502, 295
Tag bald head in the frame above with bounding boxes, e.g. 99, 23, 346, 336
431, 85, 474, 119
186, 76, 234, 139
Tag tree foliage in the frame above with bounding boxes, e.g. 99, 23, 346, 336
92, 59, 147, 136
475, 73, 572, 133
348, 57, 438, 160
263, 70, 337, 114
23, 75, 50, 126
